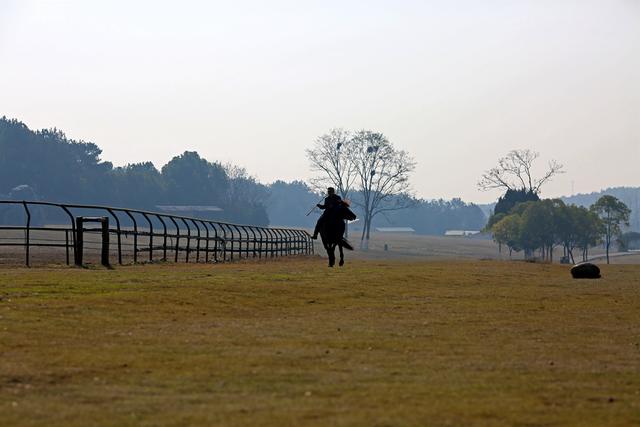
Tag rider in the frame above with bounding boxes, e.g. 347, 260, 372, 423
311, 187, 342, 240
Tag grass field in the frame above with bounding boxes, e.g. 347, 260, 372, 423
3, 228, 638, 266
318, 232, 638, 264
1, 257, 640, 426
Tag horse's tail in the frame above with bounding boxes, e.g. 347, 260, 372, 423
341, 238, 354, 251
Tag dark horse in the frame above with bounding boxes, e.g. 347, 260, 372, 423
318, 202, 357, 267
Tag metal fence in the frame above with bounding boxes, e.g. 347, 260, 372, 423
0, 200, 313, 266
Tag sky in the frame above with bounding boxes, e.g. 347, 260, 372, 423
0, 0, 638, 203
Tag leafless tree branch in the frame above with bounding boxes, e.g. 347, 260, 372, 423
478, 149, 564, 194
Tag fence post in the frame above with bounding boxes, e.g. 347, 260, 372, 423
208, 222, 219, 263
200, 221, 210, 263
65, 230, 70, 265
190, 219, 201, 262
156, 215, 167, 261
181, 218, 191, 263
101, 217, 110, 267
74, 216, 109, 267
169, 217, 180, 262
61, 206, 76, 264
22, 201, 31, 267
225, 224, 234, 261
124, 211, 138, 263
107, 209, 123, 265
142, 212, 153, 262
75, 217, 83, 266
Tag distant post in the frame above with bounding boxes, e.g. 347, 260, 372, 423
75, 216, 110, 267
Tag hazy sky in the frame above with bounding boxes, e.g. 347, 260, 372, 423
1, 0, 638, 203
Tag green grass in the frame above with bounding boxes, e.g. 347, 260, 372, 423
1, 258, 640, 426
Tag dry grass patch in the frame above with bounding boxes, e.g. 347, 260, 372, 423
1, 258, 639, 426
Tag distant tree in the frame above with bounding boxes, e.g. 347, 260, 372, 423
493, 189, 540, 216
590, 195, 631, 264
518, 200, 559, 261
306, 128, 357, 203
222, 164, 269, 225
161, 151, 228, 206
574, 209, 603, 262
482, 150, 562, 230
492, 214, 522, 258
224, 164, 268, 207
111, 162, 165, 209
478, 149, 564, 194
487, 197, 607, 263
0, 117, 114, 203
267, 180, 319, 228
349, 130, 416, 249
555, 204, 583, 264
306, 128, 358, 236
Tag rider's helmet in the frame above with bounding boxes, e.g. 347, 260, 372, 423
327, 187, 336, 195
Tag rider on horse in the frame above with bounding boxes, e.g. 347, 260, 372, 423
311, 187, 342, 240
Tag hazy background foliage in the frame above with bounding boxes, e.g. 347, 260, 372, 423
1, 117, 491, 232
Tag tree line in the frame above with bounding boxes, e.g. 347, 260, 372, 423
1, 117, 486, 233
0, 117, 269, 225
479, 149, 634, 264
264, 180, 486, 234
488, 193, 631, 264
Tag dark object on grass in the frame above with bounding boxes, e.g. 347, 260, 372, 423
571, 262, 601, 279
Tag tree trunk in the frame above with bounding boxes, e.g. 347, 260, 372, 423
364, 215, 373, 250
606, 221, 611, 264
360, 211, 371, 250
359, 211, 368, 248
361, 219, 370, 250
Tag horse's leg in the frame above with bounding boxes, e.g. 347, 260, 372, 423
328, 244, 336, 267
323, 243, 333, 267
338, 243, 344, 266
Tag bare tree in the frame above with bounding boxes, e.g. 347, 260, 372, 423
478, 149, 564, 194
350, 130, 416, 249
306, 129, 359, 237
306, 128, 357, 202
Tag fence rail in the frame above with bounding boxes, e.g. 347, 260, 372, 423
0, 200, 313, 266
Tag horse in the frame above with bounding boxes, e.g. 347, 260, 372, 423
318, 202, 356, 267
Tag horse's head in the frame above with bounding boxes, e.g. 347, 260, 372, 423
341, 205, 357, 221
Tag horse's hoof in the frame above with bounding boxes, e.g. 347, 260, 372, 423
328, 264, 334, 268
339, 260, 344, 266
